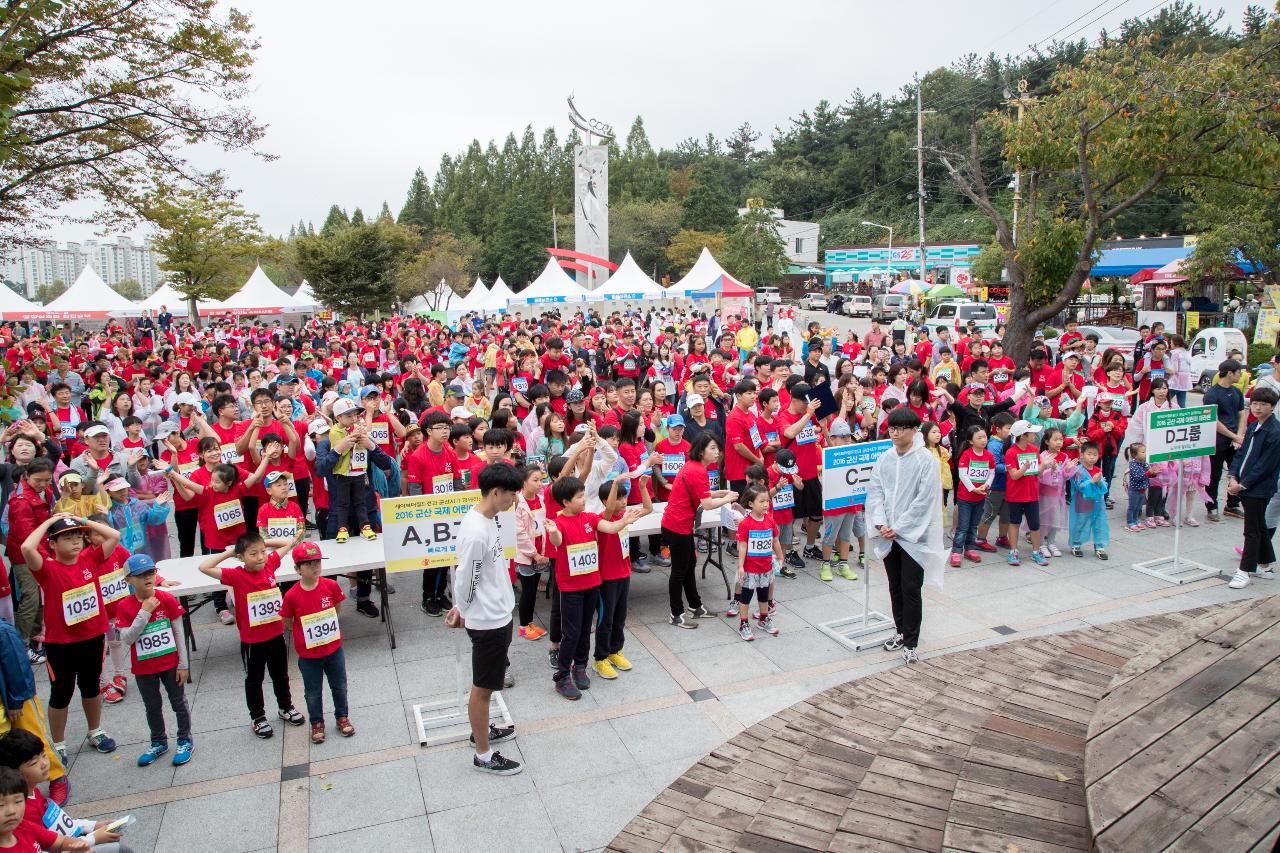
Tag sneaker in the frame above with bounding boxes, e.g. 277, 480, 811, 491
520, 624, 546, 641
172, 738, 193, 766
819, 562, 833, 582
1256, 569, 1277, 581
304, 519, 318, 530
974, 540, 998, 553
252, 717, 273, 738
759, 616, 779, 636
311, 722, 326, 744
1030, 552, 1048, 566
1224, 506, 1245, 519
739, 622, 755, 641
995, 536, 1011, 549
1236, 546, 1244, 556
421, 598, 443, 617
137, 742, 168, 767
631, 559, 651, 574
1207, 510, 1223, 523
555, 675, 581, 701
1038, 546, 1053, 560
53, 745, 66, 766
469, 723, 515, 746
724, 542, 737, 557
592, 658, 618, 680
777, 567, 798, 579
661, 546, 671, 561
768, 599, 777, 616
1228, 570, 1250, 589
883, 633, 904, 652
1048, 544, 1062, 557
607, 652, 632, 671
696, 539, 708, 553
687, 604, 715, 619
87, 731, 117, 754
649, 552, 671, 568
1007, 550, 1021, 566
47, 779, 68, 806
336, 527, 349, 543
803, 545, 823, 560
1185, 517, 1200, 527
1072, 546, 1084, 557
858, 553, 866, 569
336, 715, 355, 737
1156, 517, 1171, 528
1127, 523, 1145, 533
572, 666, 590, 691
669, 613, 697, 629
1105, 498, 1115, 510
837, 561, 857, 580
785, 552, 805, 570
278, 707, 305, 726
903, 647, 919, 664
218, 609, 235, 626
949, 553, 962, 568
102, 684, 125, 705
634, 553, 649, 567
1146, 517, 1158, 528
503, 670, 514, 689
725, 602, 739, 617
355, 599, 380, 618
1096, 549, 1109, 561
548, 647, 560, 668
27, 647, 45, 666
360, 525, 377, 540
473, 750, 523, 775
964, 550, 982, 563
112, 675, 127, 694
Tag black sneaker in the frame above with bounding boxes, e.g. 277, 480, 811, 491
304, 520, 318, 531
1072, 546, 1084, 557
726, 541, 739, 557
278, 707, 305, 726
355, 599, 380, 618
778, 567, 798, 579
473, 750, 522, 775
631, 560, 651, 574
1224, 506, 1245, 519
687, 604, 715, 619
1104, 498, 1115, 510
572, 666, 591, 690
785, 552, 805, 570
421, 598, 442, 617
882, 633, 904, 652
470, 724, 516, 746
803, 545, 823, 560
669, 613, 697, 630
547, 647, 560, 669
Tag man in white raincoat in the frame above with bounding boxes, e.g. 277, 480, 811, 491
866, 406, 945, 664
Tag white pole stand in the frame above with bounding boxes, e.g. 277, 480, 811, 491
1130, 465, 1219, 585
817, 551, 896, 652
412, 629, 513, 747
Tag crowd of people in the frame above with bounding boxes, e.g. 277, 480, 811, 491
0, 300, 1267, 800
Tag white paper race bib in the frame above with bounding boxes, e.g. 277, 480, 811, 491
265, 517, 298, 540
797, 423, 818, 445
62, 582, 100, 626
219, 442, 243, 464
432, 474, 453, 495
213, 499, 245, 530
619, 529, 630, 560
349, 448, 367, 473
662, 453, 684, 476
747, 528, 773, 557
98, 568, 130, 606
368, 422, 390, 445
772, 484, 794, 510
137, 617, 177, 660
301, 608, 340, 649
566, 541, 599, 576
1017, 452, 1040, 474
965, 461, 992, 485
59, 422, 76, 440
246, 588, 283, 627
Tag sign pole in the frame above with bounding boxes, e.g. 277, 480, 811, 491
1172, 464, 1183, 572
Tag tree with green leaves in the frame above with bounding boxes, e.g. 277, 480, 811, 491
293, 219, 419, 316
488, 196, 551, 287
34, 280, 65, 305
666, 230, 728, 277
680, 166, 738, 233
349, 208, 366, 226
320, 206, 349, 237
723, 208, 788, 287
140, 181, 262, 324
0, 0, 266, 252
610, 199, 682, 281
111, 278, 143, 300
397, 232, 477, 306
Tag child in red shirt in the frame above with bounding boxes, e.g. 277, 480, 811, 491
1003, 421, 1048, 567
734, 485, 782, 641
198, 533, 304, 738
591, 473, 650, 681
255, 471, 305, 547
281, 541, 354, 743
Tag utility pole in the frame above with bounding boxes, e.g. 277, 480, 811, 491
915, 77, 934, 284
1004, 79, 1035, 246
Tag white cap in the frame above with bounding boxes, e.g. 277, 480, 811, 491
332, 398, 358, 417
686, 393, 705, 408
307, 417, 330, 436
1010, 420, 1042, 438
1058, 397, 1078, 411
174, 392, 199, 407
84, 424, 109, 438
450, 406, 471, 420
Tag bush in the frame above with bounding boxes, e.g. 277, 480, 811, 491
1248, 343, 1275, 370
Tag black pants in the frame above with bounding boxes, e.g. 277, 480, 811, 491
240, 634, 292, 721
517, 572, 542, 627
664, 527, 700, 617
175, 508, 199, 558
594, 577, 629, 661
1101, 453, 1118, 497
241, 495, 260, 536
136, 667, 191, 743
46, 635, 105, 709
317, 508, 330, 541
884, 542, 924, 650
556, 587, 599, 677
1208, 436, 1240, 512
328, 475, 369, 532
1239, 495, 1275, 573
295, 477, 312, 521
422, 567, 449, 605
1146, 486, 1168, 519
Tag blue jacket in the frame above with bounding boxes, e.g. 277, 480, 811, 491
0, 620, 35, 711
989, 437, 1008, 491
1229, 415, 1280, 500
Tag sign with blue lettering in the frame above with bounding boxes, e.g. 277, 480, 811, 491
821, 440, 892, 510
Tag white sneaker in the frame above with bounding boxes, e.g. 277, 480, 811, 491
883, 633, 904, 652
1256, 568, 1276, 581
903, 647, 919, 664
1048, 544, 1062, 557
1228, 570, 1250, 589
1039, 546, 1053, 560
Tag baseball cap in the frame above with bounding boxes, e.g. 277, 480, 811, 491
307, 417, 330, 436
829, 420, 853, 437
1010, 420, 1042, 437
686, 393, 705, 408
264, 470, 292, 487
445, 384, 465, 398
155, 421, 180, 439
58, 471, 82, 484
1061, 351, 1080, 362
47, 517, 86, 539
566, 389, 585, 403
125, 553, 158, 576
666, 414, 685, 429
964, 383, 987, 396
84, 424, 109, 438
332, 398, 358, 417
291, 541, 324, 563
450, 406, 471, 420
1058, 397, 1078, 411
103, 477, 130, 492
776, 448, 798, 473
174, 392, 199, 406
359, 385, 380, 398
278, 374, 298, 384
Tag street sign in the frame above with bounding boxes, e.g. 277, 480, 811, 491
822, 440, 892, 510
1147, 405, 1217, 462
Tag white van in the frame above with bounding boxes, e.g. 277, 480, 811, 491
1191, 327, 1248, 387
757, 287, 781, 305
872, 294, 906, 321
926, 301, 999, 334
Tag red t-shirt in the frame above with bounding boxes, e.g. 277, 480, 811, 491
405, 443, 458, 493
1004, 443, 1042, 503
162, 446, 202, 510
211, 420, 244, 465
553, 511, 603, 592
114, 591, 185, 675
724, 406, 763, 481
778, 409, 822, 480
453, 453, 487, 491
598, 511, 630, 581
662, 461, 709, 535
736, 513, 778, 573
5, 814, 57, 852
987, 357, 1017, 391
957, 447, 996, 502
220, 551, 286, 643
281, 577, 346, 658
256, 499, 305, 541
198, 481, 248, 550
88, 543, 131, 622
37, 546, 110, 644
652, 438, 689, 500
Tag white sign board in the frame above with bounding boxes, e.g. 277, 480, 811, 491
381, 492, 515, 573
1147, 405, 1217, 462
822, 440, 893, 510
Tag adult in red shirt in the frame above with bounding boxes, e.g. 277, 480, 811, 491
724, 381, 764, 492
405, 411, 459, 614
777, 384, 825, 555
659, 434, 737, 628
5, 459, 54, 644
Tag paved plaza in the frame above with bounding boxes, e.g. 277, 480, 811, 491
48, 503, 1269, 853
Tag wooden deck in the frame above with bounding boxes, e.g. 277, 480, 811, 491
607, 601, 1277, 853
1085, 596, 1280, 853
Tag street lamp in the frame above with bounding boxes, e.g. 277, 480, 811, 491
862, 221, 892, 283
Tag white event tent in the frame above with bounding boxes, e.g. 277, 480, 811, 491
136, 283, 226, 316
0, 283, 40, 320
594, 253, 667, 301
287, 279, 320, 312
452, 278, 490, 313
215, 265, 303, 315
42, 265, 138, 318
670, 247, 733, 297
510, 260, 587, 305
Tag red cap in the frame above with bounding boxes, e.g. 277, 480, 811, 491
291, 541, 324, 563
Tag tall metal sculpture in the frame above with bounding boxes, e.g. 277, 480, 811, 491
567, 95, 611, 289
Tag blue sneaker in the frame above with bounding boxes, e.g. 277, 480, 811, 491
172, 738, 193, 766
137, 742, 168, 767
1030, 551, 1048, 567
88, 731, 117, 754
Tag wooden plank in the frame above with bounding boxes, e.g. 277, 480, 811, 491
942, 822, 1087, 853
737, 830, 831, 853
689, 800, 754, 833
858, 770, 955, 812
701, 786, 764, 818
961, 760, 1086, 806
672, 817, 742, 850
908, 715, 986, 747
830, 829, 931, 852
1003, 690, 1094, 728
772, 780, 850, 817
1108, 601, 1257, 688
947, 800, 1090, 849
606, 830, 666, 853
877, 738, 966, 774
952, 779, 1087, 827
655, 787, 702, 814
783, 764, 858, 798
622, 816, 677, 844
1167, 756, 1280, 853
743, 812, 834, 851
973, 729, 1085, 772
838, 806, 945, 850
638, 800, 689, 828
1067, 643, 1129, 668
984, 713, 1086, 754
717, 771, 777, 803
796, 751, 870, 786
665, 835, 732, 853
849, 789, 950, 830
756, 797, 841, 834
889, 724, 973, 758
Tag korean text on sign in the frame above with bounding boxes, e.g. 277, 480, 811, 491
821, 440, 893, 511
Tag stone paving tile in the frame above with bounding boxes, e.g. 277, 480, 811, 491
309, 814, 433, 853
307, 698, 408, 758
171, 724, 284, 786
308, 757, 424, 837
680, 638, 782, 687
155, 783, 279, 853
540, 767, 664, 852
610, 702, 728, 767
518, 719, 639, 788
416, 743, 533, 814
428, 790, 560, 853
82, 803, 166, 853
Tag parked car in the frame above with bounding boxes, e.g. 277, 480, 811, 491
926, 301, 999, 334
757, 286, 782, 305
1191, 327, 1248, 388
842, 295, 873, 318
1044, 325, 1140, 369
872, 294, 907, 321
799, 293, 828, 312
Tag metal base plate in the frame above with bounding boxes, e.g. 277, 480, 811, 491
412, 692, 513, 748
818, 611, 897, 652
1130, 556, 1222, 585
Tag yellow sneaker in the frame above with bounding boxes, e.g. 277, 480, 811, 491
360, 525, 377, 540
607, 652, 632, 671
592, 658, 618, 680
336, 528, 349, 543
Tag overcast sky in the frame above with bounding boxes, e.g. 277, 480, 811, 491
54, 0, 1256, 242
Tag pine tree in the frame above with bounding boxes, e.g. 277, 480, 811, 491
489, 195, 551, 286
350, 207, 366, 226
680, 166, 737, 233
378, 201, 393, 223
398, 167, 436, 234
320, 206, 349, 238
